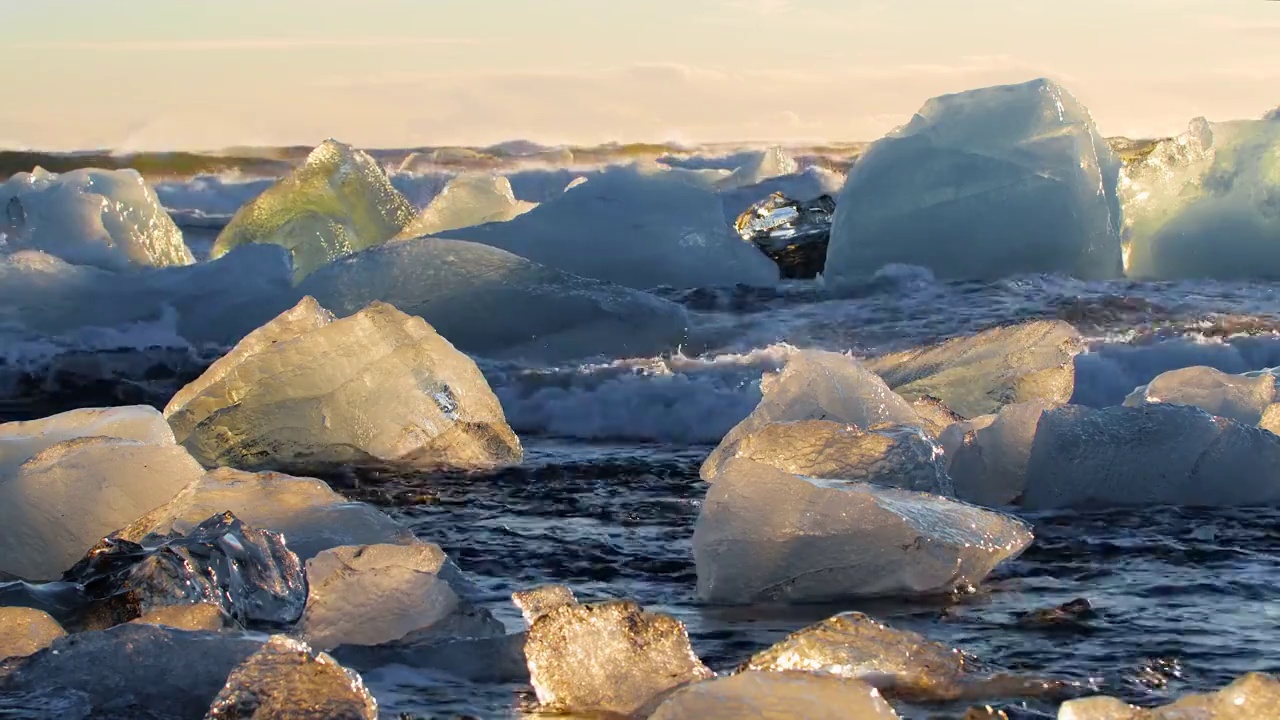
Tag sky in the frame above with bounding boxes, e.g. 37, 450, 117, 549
2, 0, 1278, 151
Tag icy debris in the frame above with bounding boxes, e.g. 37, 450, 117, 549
1023, 404, 1280, 509
716, 146, 800, 189
0, 437, 205, 581
166, 298, 523, 472
1121, 114, 1280, 280
296, 237, 690, 361
1123, 365, 1276, 425
0, 607, 65, 660
1058, 672, 1280, 719
396, 173, 536, 238
0, 405, 174, 478
0, 623, 263, 719
733, 192, 836, 279
948, 400, 1056, 506
65, 512, 306, 629
117, 467, 414, 562
131, 602, 233, 632
695, 459, 1033, 603
524, 599, 713, 716
826, 78, 1122, 283
301, 544, 501, 652
512, 584, 577, 626
205, 635, 377, 720
647, 671, 901, 720
209, 140, 416, 281
450, 166, 780, 289
867, 320, 1083, 418
0, 166, 194, 271
702, 349, 921, 481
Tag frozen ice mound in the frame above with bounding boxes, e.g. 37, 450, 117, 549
209, 139, 416, 281
300, 543, 501, 652
715, 146, 800, 189
647, 671, 901, 720
1058, 672, 1280, 719
826, 78, 1123, 283
0, 166, 194, 271
0, 437, 205, 581
165, 297, 523, 472
866, 320, 1083, 418
0, 623, 264, 719
206, 635, 377, 720
396, 173, 537, 238
0, 607, 65, 660
694, 459, 1033, 603
296, 237, 690, 361
1122, 365, 1277, 425
524, 599, 713, 716
948, 400, 1056, 506
447, 166, 780, 289
1023, 404, 1280, 509
0, 405, 174, 478
702, 349, 922, 481
117, 467, 415, 562
1121, 115, 1280, 280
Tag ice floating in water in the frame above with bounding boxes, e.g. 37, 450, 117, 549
524, 599, 713, 716
1123, 365, 1277, 425
948, 400, 1056, 506
0, 607, 65, 660
0, 405, 174, 478
396, 173, 536, 238
0, 167, 193, 271
165, 297, 523, 472
209, 140, 416, 281
1023, 404, 1280, 509
1121, 114, 1280, 280
1058, 672, 1280, 719
206, 635, 378, 720
826, 78, 1123, 283
648, 671, 901, 720
694, 459, 1033, 603
297, 237, 690, 362
867, 320, 1082, 418
702, 349, 921, 481
512, 584, 577, 626
449, 166, 780, 289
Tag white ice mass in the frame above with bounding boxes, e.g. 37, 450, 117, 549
396, 173, 537, 238
825, 78, 1123, 283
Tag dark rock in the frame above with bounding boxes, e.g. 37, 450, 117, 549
1015, 598, 1097, 631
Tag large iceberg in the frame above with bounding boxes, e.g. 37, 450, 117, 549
209, 140, 416, 281
1121, 114, 1280, 280
0, 167, 194, 271
647, 671, 901, 720
165, 298, 523, 472
1123, 365, 1277, 425
447, 166, 780, 289
296, 237, 690, 361
694, 459, 1032, 603
825, 78, 1123, 283
396, 173, 536, 238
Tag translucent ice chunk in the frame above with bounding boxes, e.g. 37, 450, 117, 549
0, 167, 194, 271
702, 350, 921, 481
0, 405, 175, 479
449, 166, 779, 289
524, 599, 713, 716
0, 437, 205, 580
396, 173, 537, 238
205, 635, 377, 720
647, 671, 901, 720
512, 584, 577, 626
911, 396, 965, 438
826, 78, 1123, 284
1023, 404, 1280, 509
867, 320, 1082, 418
165, 298, 523, 472
0, 607, 65, 660
716, 146, 800, 189
948, 400, 1056, 506
130, 602, 232, 632
209, 140, 416, 281
1122, 365, 1276, 425
1058, 672, 1280, 719
1261, 403, 1280, 435
938, 414, 997, 466
296, 237, 690, 361
694, 459, 1033, 603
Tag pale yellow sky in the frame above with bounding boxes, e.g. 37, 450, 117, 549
2, 0, 1277, 150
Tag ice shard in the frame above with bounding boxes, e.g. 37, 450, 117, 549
1123, 365, 1277, 425
396, 173, 536, 238
948, 400, 1056, 506
205, 636, 378, 720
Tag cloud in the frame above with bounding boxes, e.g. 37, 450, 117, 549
9, 37, 478, 52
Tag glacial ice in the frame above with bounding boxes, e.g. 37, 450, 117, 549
866, 320, 1083, 418
0, 405, 174, 478
0, 167, 194, 271
0, 607, 65, 660
1023, 404, 1280, 509
948, 400, 1056, 506
719, 166, 845, 222
448, 166, 780, 289
1121, 115, 1280, 280
524, 599, 713, 716
512, 584, 577, 626
716, 146, 800, 189
300, 543, 501, 651
825, 78, 1123, 283
296, 237, 690, 361
0, 437, 205, 580
1123, 365, 1276, 425
1262, 403, 1280, 435
694, 459, 1033, 603
130, 602, 232, 632
165, 298, 523, 472
1058, 672, 1280, 719
206, 635, 378, 720
910, 396, 964, 438
701, 349, 922, 481
647, 671, 901, 720
209, 140, 416, 281
396, 173, 537, 238
938, 413, 997, 464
